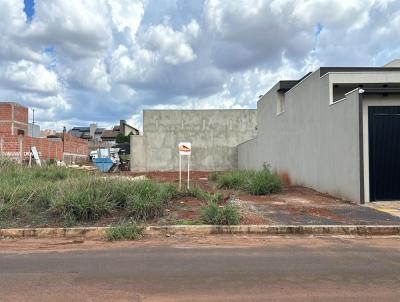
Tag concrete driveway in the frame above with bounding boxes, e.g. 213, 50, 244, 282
236, 187, 400, 225
368, 201, 400, 218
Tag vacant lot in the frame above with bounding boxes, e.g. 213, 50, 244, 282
1, 161, 399, 229
129, 171, 400, 225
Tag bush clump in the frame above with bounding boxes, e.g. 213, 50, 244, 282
50, 178, 116, 222
184, 187, 223, 203
0, 160, 177, 226
214, 168, 283, 195
106, 219, 144, 241
125, 180, 177, 220
200, 202, 241, 225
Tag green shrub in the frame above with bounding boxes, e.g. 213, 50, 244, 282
50, 177, 116, 221
126, 181, 177, 220
200, 202, 241, 225
0, 161, 177, 226
217, 170, 249, 189
184, 187, 224, 203
106, 219, 144, 241
243, 169, 283, 195
109, 179, 138, 207
200, 202, 220, 224
216, 168, 283, 195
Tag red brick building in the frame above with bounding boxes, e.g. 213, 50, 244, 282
0, 102, 88, 163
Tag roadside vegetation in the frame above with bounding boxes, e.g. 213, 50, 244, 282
0, 160, 282, 228
211, 167, 283, 195
106, 219, 144, 241
184, 187, 224, 203
0, 159, 176, 227
200, 202, 241, 225
180, 187, 241, 225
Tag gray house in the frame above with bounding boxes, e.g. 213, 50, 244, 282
131, 109, 257, 172
239, 60, 400, 204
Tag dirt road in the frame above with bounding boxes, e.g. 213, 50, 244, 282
1, 236, 399, 301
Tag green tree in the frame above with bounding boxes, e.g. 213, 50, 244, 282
116, 132, 134, 144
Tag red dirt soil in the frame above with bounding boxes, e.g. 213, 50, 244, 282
122, 172, 357, 225
127, 171, 211, 182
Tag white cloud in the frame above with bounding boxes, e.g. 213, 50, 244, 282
0, 0, 47, 62
0, 0, 399, 131
108, 0, 145, 40
63, 58, 111, 92
141, 22, 198, 64
25, 0, 113, 59
0, 60, 60, 94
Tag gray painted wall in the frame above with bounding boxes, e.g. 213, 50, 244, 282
28, 123, 40, 138
238, 71, 366, 202
131, 109, 257, 172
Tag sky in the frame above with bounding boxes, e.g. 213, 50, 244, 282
1, 0, 400, 131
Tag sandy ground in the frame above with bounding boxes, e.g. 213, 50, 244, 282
1, 235, 400, 254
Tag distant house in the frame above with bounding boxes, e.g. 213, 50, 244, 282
100, 129, 119, 142
69, 123, 105, 142
40, 129, 57, 138
101, 120, 139, 143
112, 120, 139, 136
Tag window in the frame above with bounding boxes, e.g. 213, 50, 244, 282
277, 93, 285, 115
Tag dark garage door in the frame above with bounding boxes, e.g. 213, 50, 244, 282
369, 106, 400, 201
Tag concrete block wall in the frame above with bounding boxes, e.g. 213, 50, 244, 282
237, 70, 393, 203
131, 109, 257, 172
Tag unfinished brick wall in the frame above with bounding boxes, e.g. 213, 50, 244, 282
14, 104, 28, 123
0, 103, 12, 121
0, 102, 88, 163
0, 103, 29, 135
0, 133, 88, 163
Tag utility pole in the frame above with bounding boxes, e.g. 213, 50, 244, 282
62, 126, 66, 162
29, 108, 35, 167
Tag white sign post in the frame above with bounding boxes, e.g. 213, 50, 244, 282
178, 142, 191, 190
31, 146, 42, 166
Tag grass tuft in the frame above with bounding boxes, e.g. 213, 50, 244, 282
214, 168, 283, 195
184, 187, 224, 203
126, 181, 177, 220
106, 219, 144, 241
0, 161, 177, 226
200, 202, 241, 225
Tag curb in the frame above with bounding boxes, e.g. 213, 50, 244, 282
1, 225, 400, 239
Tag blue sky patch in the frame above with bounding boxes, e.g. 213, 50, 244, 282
24, 0, 35, 22
315, 23, 323, 37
